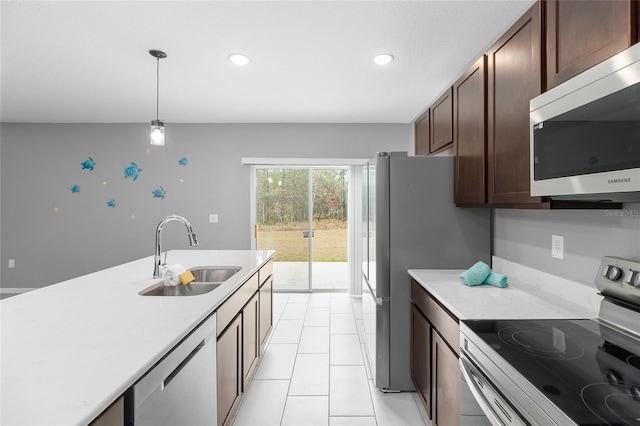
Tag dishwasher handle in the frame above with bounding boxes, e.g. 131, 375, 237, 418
163, 339, 204, 389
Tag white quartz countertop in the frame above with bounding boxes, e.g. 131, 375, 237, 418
408, 269, 596, 320
0, 249, 275, 426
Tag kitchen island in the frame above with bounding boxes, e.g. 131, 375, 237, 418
0, 249, 275, 426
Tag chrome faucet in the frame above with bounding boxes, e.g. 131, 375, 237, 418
153, 215, 199, 278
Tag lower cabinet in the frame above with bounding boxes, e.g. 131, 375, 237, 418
217, 314, 242, 426
90, 397, 124, 426
410, 304, 432, 418
410, 279, 461, 426
243, 292, 260, 388
432, 330, 461, 426
216, 260, 274, 426
259, 276, 273, 351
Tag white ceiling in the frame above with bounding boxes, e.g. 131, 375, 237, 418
1, 0, 535, 124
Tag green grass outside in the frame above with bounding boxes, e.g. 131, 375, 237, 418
257, 221, 347, 262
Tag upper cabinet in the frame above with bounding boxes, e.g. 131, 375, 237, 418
421, 0, 624, 209
487, 3, 543, 206
454, 56, 487, 206
545, 0, 637, 90
430, 88, 454, 153
414, 109, 430, 156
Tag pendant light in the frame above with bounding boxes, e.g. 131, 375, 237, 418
149, 49, 167, 146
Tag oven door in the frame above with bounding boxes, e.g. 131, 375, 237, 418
460, 354, 528, 426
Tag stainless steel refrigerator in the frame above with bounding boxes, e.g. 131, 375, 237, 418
361, 152, 490, 391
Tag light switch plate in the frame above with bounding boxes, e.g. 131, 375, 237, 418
209, 214, 218, 223
8, 259, 15, 268
552, 234, 564, 260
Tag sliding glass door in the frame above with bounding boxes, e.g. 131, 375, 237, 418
254, 167, 349, 292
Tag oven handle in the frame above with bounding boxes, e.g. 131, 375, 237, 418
460, 356, 508, 426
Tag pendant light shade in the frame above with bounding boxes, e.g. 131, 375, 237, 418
149, 50, 167, 146
150, 119, 165, 146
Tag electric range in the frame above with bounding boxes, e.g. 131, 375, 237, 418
460, 256, 640, 425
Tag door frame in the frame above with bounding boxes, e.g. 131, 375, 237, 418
242, 157, 367, 295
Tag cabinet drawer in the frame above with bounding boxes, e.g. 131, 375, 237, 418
217, 273, 259, 336
411, 280, 459, 355
259, 260, 273, 286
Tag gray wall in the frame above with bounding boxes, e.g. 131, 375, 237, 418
493, 207, 640, 286
1, 123, 411, 288
3, 121, 638, 290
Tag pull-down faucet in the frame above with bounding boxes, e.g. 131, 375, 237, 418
153, 215, 199, 278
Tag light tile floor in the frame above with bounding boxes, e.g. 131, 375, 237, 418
231, 292, 430, 426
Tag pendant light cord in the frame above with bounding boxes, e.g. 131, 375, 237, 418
156, 57, 160, 121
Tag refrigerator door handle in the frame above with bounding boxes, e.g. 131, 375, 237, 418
364, 275, 385, 306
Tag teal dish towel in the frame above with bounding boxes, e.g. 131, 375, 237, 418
458, 261, 491, 286
483, 272, 509, 288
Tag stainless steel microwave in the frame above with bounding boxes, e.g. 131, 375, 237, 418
530, 44, 640, 203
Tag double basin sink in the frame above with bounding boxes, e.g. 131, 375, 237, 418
139, 267, 241, 296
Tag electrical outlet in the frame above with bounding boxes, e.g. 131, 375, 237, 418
8, 259, 15, 268
552, 235, 564, 260
209, 214, 218, 223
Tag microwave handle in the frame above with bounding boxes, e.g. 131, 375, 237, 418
460, 356, 524, 426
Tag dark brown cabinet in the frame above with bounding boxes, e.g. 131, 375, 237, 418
243, 293, 259, 388
432, 331, 460, 426
487, 4, 544, 206
215, 260, 274, 426
259, 275, 273, 351
414, 109, 430, 156
90, 397, 124, 426
411, 304, 432, 418
217, 314, 242, 426
430, 88, 454, 153
411, 279, 461, 426
545, 0, 637, 90
454, 56, 487, 206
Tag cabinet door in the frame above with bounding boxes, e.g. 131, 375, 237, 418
217, 314, 242, 426
411, 304, 432, 419
259, 276, 273, 351
415, 110, 430, 156
243, 292, 259, 389
90, 397, 123, 426
432, 331, 460, 426
430, 88, 453, 152
546, 0, 636, 90
454, 56, 487, 206
487, 4, 544, 206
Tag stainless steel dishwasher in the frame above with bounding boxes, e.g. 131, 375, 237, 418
125, 313, 217, 426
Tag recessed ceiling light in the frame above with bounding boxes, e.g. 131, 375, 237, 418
229, 54, 250, 66
373, 54, 394, 65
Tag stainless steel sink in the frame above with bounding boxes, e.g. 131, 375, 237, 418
139, 267, 241, 296
189, 267, 241, 283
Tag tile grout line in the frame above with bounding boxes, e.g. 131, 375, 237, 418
281, 296, 309, 426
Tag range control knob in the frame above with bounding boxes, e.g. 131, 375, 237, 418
603, 265, 623, 281
625, 270, 640, 287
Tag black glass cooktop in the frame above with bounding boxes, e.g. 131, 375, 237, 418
464, 319, 640, 425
